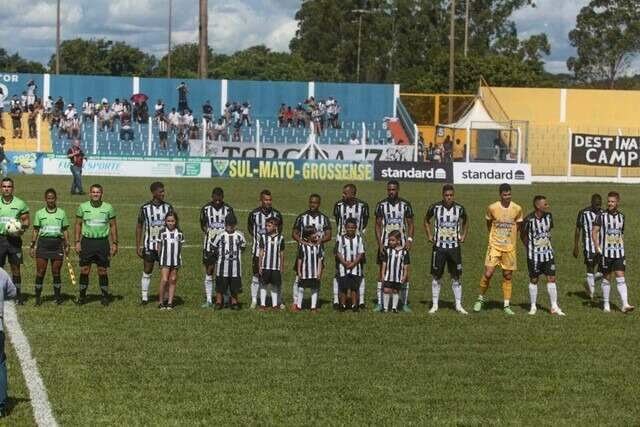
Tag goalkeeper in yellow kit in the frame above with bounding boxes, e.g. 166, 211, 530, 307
474, 183, 523, 315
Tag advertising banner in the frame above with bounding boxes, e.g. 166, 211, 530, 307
373, 161, 452, 183
211, 158, 373, 181
42, 156, 211, 178
453, 162, 532, 185
5, 152, 45, 175
206, 141, 414, 162
571, 133, 640, 167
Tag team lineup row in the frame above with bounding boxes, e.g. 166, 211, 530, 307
0, 177, 634, 314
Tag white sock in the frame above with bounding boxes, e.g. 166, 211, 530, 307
271, 289, 279, 308
547, 282, 558, 309
595, 272, 603, 280
616, 277, 629, 307
452, 279, 462, 305
602, 279, 611, 304
586, 273, 595, 296
251, 276, 260, 304
383, 293, 390, 310
528, 283, 538, 308
293, 276, 300, 306
141, 272, 151, 301
431, 279, 441, 307
311, 288, 319, 309
259, 285, 267, 306
392, 293, 399, 309
401, 282, 410, 305
204, 275, 213, 303
297, 286, 305, 309
332, 278, 339, 304
359, 277, 365, 305
504, 299, 510, 308
377, 281, 382, 305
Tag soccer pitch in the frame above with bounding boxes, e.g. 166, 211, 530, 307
4, 175, 640, 426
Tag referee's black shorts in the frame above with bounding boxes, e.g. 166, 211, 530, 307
430, 247, 462, 278
36, 237, 64, 261
79, 237, 110, 268
0, 235, 23, 267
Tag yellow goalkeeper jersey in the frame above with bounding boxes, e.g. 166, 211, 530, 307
485, 201, 524, 252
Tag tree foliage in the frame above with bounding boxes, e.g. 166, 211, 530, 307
567, 0, 640, 89
0, 48, 47, 73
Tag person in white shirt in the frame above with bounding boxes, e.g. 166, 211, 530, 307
99, 106, 114, 132
168, 108, 180, 132
112, 98, 124, 120
241, 102, 251, 127
26, 80, 37, 106
154, 99, 164, 116
348, 133, 360, 145
82, 97, 95, 122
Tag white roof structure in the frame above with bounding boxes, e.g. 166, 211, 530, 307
442, 97, 507, 130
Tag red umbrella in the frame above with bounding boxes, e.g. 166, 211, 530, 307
131, 93, 148, 103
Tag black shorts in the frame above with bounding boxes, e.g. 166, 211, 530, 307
383, 281, 402, 291
203, 250, 218, 267
215, 276, 242, 294
527, 258, 556, 279
159, 131, 168, 139
12, 119, 20, 129
299, 278, 320, 289
260, 270, 282, 288
0, 235, 23, 267
79, 238, 110, 268
338, 274, 361, 292
36, 237, 64, 261
583, 251, 601, 270
430, 247, 462, 278
143, 248, 160, 264
600, 257, 625, 275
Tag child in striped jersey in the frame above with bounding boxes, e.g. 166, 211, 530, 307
381, 230, 410, 313
155, 212, 184, 310
211, 214, 246, 310
258, 217, 285, 311
294, 225, 324, 312
334, 218, 365, 312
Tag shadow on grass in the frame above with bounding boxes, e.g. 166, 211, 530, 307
5, 396, 31, 416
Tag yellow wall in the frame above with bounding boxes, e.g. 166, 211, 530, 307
0, 113, 52, 152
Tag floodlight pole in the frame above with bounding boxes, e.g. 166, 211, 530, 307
464, 0, 469, 57
356, 14, 363, 82
198, 0, 208, 79
56, 0, 61, 74
448, 0, 456, 121
168, 0, 172, 78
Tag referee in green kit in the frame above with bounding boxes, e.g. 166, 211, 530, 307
74, 184, 118, 306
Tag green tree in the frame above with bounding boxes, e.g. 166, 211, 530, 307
0, 48, 47, 73
567, 0, 640, 89
155, 43, 214, 78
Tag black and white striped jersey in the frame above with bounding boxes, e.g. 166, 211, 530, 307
333, 199, 369, 235
375, 198, 414, 247
576, 206, 602, 255
522, 212, 554, 262
212, 231, 246, 277
200, 202, 234, 252
297, 244, 324, 280
334, 235, 365, 277
594, 210, 625, 259
157, 227, 184, 267
382, 248, 410, 283
248, 207, 283, 256
137, 201, 174, 251
158, 118, 169, 132
259, 233, 285, 271
293, 210, 331, 241
426, 202, 467, 249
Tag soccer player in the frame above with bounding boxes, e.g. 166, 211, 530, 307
74, 184, 118, 306
332, 183, 369, 309
291, 194, 332, 310
381, 230, 410, 313
248, 189, 283, 309
424, 184, 469, 314
136, 182, 174, 305
592, 191, 634, 313
29, 188, 69, 305
211, 214, 246, 310
573, 194, 603, 300
156, 212, 184, 310
473, 183, 523, 315
0, 177, 30, 305
200, 187, 234, 307
294, 225, 324, 312
258, 217, 285, 311
521, 195, 565, 316
374, 180, 414, 312
334, 218, 365, 312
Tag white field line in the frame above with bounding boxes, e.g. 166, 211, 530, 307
4, 302, 58, 427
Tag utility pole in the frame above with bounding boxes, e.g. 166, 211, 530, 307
168, 0, 172, 78
448, 0, 456, 121
356, 14, 363, 82
56, 0, 61, 74
198, 0, 208, 79
464, 0, 469, 57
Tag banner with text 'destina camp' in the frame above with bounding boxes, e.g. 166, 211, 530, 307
571, 133, 640, 167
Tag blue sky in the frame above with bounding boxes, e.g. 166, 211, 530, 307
0, 0, 601, 74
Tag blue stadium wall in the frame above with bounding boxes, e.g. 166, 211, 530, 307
0, 72, 397, 121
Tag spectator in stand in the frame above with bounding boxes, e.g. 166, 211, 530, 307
50, 107, 62, 132
418, 133, 425, 161
283, 106, 294, 127
0, 137, 7, 177
189, 120, 199, 140
112, 98, 124, 120
183, 110, 195, 130
176, 130, 188, 152
295, 104, 307, 128
223, 102, 232, 123
158, 114, 169, 149
10, 103, 22, 138
82, 97, 95, 122
67, 138, 86, 195
98, 104, 114, 132
232, 112, 242, 142
27, 105, 38, 139
202, 100, 213, 124
432, 143, 443, 163
168, 108, 180, 132
348, 133, 360, 145
54, 96, 64, 113
311, 107, 322, 134
211, 118, 228, 142
20, 91, 27, 108
454, 138, 463, 161
26, 80, 37, 106
427, 142, 434, 160
120, 112, 134, 141
241, 102, 251, 127
154, 99, 165, 117
177, 82, 189, 112
442, 135, 453, 162
277, 104, 287, 127
42, 96, 53, 122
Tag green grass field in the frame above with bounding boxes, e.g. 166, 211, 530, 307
3, 175, 640, 426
